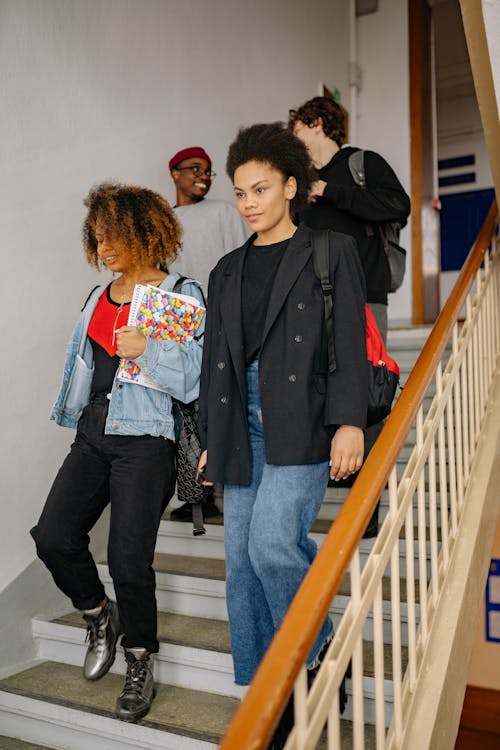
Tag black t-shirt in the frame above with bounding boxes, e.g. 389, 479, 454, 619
242, 238, 290, 364
90, 339, 121, 394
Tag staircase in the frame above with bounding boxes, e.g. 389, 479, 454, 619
0, 328, 432, 750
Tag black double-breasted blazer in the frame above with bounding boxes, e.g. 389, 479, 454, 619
197, 223, 368, 486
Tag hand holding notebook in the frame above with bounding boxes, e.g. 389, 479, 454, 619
117, 283, 205, 391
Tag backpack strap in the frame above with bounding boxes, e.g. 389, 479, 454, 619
173, 275, 187, 294
311, 230, 337, 374
348, 149, 366, 187
81, 285, 101, 312
173, 274, 207, 306
172, 273, 207, 536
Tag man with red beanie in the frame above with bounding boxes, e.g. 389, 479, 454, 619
168, 147, 248, 522
168, 146, 248, 296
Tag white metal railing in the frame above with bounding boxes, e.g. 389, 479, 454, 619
221, 204, 499, 749
284, 219, 499, 749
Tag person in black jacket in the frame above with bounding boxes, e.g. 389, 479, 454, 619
196, 124, 367, 743
290, 98, 410, 535
289, 96, 410, 343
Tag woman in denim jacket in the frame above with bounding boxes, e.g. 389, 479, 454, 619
31, 183, 204, 723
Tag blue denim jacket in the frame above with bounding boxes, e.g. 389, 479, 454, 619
50, 273, 204, 441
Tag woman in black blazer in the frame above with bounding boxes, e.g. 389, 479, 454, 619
197, 124, 367, 737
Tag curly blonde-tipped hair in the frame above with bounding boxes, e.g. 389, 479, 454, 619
82, 182, 182, 269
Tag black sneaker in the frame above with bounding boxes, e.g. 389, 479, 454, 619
307, 640, 349, 715
170, 500, 221, 521
115, 648, 155, 723
82, 600, 121, 681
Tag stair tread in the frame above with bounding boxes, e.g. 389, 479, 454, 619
0, 661, 239, 744
55, 610, 232, 654
0, 738, 56, 750
0, 661, 376, 748
150, 552, 420, 604
152, 551, 226, 579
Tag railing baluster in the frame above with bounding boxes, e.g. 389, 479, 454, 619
477, 273, 486, 423
373, 582, 386, 750
453, 326, 465, 512
466, 296, 475, 471
428, 436, 439, 593
293, 666, 308, 748
446, 397, 458, 537
416, 407, 428, 644
461, 341, 470, 483
486, 253, 494, 387
436, 365, 449, 566
405, 499, 417, 690
327, 663, 341, 750
350, 550, 365, 750
389, 466, 403, 743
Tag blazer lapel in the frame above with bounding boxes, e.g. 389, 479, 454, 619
219, 241, 251, 404
261, 224, 312, 345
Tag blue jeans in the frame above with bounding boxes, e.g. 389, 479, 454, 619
224, 361, 333, 685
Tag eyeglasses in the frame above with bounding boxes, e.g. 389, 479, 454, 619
174, 165, 216, 178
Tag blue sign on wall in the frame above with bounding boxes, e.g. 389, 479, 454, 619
485, 558, 500, 643
439, 188, 495, 272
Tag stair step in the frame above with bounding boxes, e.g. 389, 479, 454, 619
156, 518, 433, 570
29, 614, 406, 731
0, 737, 57, 750
33, 611, 241, 699
0, 666, 377, 749
0, 661, 237, 749
35, 611, 407, 683
96, 556, 417, 646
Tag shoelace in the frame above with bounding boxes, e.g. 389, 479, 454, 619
84, 612, 107, 650
123, 657, 149, 694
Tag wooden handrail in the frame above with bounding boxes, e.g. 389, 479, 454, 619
220, 199, 498, 749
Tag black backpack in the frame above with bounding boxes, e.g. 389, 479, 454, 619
311, 230, 400, 427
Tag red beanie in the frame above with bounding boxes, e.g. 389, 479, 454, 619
169, 146, 212, 172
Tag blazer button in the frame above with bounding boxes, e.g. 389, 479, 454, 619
288, 374, 297, 382
217, 361, 225, 370
220, 396, 228, 404
294, 335, 303, 343
298, 302, 306, 310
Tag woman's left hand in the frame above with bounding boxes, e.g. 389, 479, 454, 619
329, 425, 364, 481
115, 326, 147, 359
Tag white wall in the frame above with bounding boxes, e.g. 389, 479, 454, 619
0, 0, 357, 593
356, 0, 411, 324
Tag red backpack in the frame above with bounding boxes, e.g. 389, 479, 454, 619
312, 230, 400, 427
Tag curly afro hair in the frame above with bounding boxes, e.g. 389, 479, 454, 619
82, 182, 182, 270
226, 122, 315, 220
288, 96, 346, 147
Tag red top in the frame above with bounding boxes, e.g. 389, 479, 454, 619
87, 287, 131, 356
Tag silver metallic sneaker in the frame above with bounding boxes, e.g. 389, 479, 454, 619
115, 648, 155, 723
82, 599, 121, 681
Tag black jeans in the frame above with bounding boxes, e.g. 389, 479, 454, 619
31, 394, 176, 653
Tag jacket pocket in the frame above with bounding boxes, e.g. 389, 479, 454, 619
64, 354, 94, 415
314, 372, 328, 395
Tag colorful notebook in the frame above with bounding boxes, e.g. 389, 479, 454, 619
117, 283, 205, 391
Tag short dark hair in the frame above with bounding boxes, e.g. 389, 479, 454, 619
82, 182, 182, 270
226, 122, 314, 220
288, 96, 346, 147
